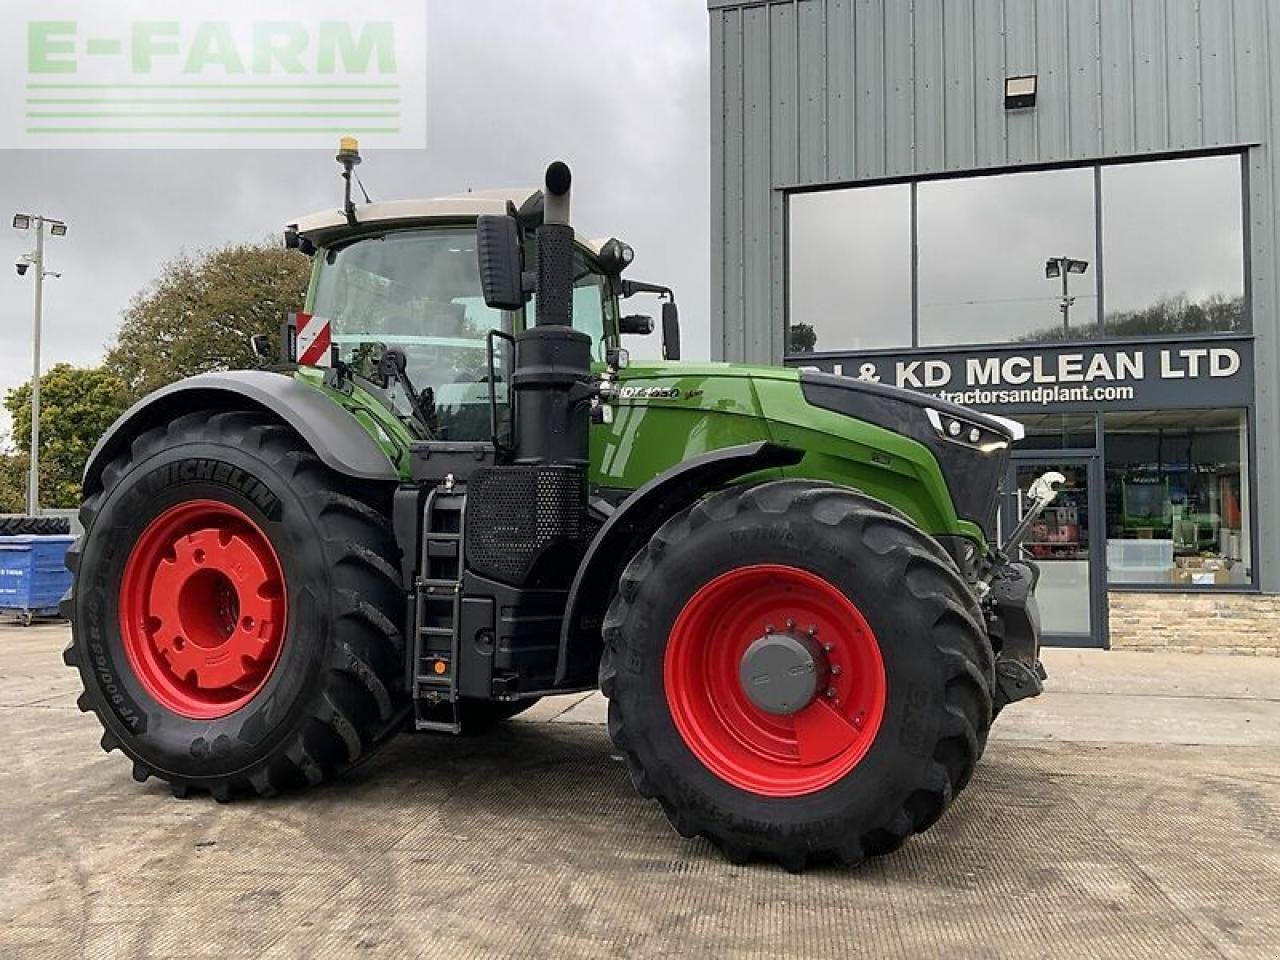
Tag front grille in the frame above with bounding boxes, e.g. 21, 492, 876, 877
465, 466, 586, 585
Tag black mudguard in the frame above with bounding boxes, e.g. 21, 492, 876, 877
82, 371, 398, 495
554, 441, 804, 687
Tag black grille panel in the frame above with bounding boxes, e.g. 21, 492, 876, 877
466, 466, 586, 585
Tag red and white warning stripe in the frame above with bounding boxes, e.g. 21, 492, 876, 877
294, 312, 333, 368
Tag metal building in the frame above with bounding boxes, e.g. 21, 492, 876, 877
709, 0, 1279, 649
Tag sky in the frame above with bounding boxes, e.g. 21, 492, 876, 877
0, 0, 711, 447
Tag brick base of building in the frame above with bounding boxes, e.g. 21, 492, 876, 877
1107, 591, 1280, 655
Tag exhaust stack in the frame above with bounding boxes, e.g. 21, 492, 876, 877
511, 162, 593, 465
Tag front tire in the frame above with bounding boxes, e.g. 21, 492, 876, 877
63, 410, 407, 800
600, 480, 994, 870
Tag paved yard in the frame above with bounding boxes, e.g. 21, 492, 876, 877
2, 621, 1279, 959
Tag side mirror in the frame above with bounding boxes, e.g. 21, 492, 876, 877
661, 301, 681, 361
476, 214, 527, 311
619, 314, 654, 336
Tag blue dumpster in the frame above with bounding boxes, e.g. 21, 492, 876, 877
0, 535, 76, 624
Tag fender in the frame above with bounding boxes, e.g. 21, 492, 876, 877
83, 370, 398, 495
554, 441, 804, 687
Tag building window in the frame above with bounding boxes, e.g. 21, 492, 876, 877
787, 183, 912, 354
785, 152, 1248, 355
1101, 155, 1246, 337
1019, 413, 1098, 450
1104, 409, 1251, 587
918, 167, 1096, 346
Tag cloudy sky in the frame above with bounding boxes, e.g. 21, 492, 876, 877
0, 1, 710, 445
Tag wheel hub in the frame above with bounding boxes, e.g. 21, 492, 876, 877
738, 629, 829, 716
119, 500, 287, 720
664, 564, 887, 797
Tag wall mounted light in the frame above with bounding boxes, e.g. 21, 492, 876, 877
1005, 75, 1038, 110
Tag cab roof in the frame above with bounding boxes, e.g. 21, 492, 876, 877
288, 188, 603, 254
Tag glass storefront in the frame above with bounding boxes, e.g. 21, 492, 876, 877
787, 152, 1246, 355
788, 183, 912, 352
917, 167, 1097, 346
1008, 409, 1254, 595
1103, 409, 1251, 587
1006, 460, 1096, 641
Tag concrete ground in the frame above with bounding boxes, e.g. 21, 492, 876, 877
2, 622, 1279, 959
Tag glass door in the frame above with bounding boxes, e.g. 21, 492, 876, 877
1002, 456, 1104, 647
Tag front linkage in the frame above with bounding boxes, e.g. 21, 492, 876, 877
982, 471, 1065, 711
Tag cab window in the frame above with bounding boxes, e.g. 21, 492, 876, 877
310, 228, 509, 441
526, 245, 615, 362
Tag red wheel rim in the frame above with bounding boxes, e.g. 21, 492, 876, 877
664, 564, 887, 797
119, 500, 288, 720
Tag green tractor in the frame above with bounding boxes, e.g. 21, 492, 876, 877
64, 143, 1058, 870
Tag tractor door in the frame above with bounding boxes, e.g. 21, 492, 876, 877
309, 226, 516, 441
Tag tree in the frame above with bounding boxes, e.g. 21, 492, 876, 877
0, 452, 26, 514
4, 364, 130, 510
1017, 292, 1245, 343
105, 242, 311, 400
789, 322, 818, 353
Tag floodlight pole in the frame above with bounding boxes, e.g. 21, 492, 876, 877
1047, 256, 1085, 336
26, 218, 46, 516
1059, 265, 1071, 335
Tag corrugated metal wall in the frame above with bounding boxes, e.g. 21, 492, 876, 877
709, 0, 1280, 589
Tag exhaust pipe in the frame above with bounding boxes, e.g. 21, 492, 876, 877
511, 162, 593, 466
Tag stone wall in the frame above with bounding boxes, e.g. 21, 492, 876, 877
1107, 592, 1280, 655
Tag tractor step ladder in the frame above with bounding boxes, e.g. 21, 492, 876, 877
412, 483, 466, 733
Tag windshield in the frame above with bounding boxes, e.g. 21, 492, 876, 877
311, 227, 614, 441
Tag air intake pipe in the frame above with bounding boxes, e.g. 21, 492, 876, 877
510, 162, 593, 466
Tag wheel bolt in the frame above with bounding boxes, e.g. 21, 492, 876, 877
786, 618, 796, 630
830, 665, 842, 676
825, 687, 837, 698
823, 643, 834, 653
807, 625, 818, 637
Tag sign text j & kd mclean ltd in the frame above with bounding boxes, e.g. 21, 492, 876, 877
793, 339, 1254, 412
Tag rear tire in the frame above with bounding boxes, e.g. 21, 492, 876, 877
600, 480, 993, 871
62, 410, 407, 800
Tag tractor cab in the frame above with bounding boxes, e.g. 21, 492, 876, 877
286, 189, 678, 443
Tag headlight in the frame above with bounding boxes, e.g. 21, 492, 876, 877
925, 409, 1012, 454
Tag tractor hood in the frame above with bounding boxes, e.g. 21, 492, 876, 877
796, 370, 1021, 539
597, 361, 1021, 544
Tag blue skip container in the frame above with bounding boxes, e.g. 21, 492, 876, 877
0, 535, 76, 623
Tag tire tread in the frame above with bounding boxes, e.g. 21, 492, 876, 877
64, 409, 405, 800
599, 479, 994, 871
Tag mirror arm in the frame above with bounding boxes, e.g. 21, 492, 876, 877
377, 347, 436, 437
621, 279, 673, 300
